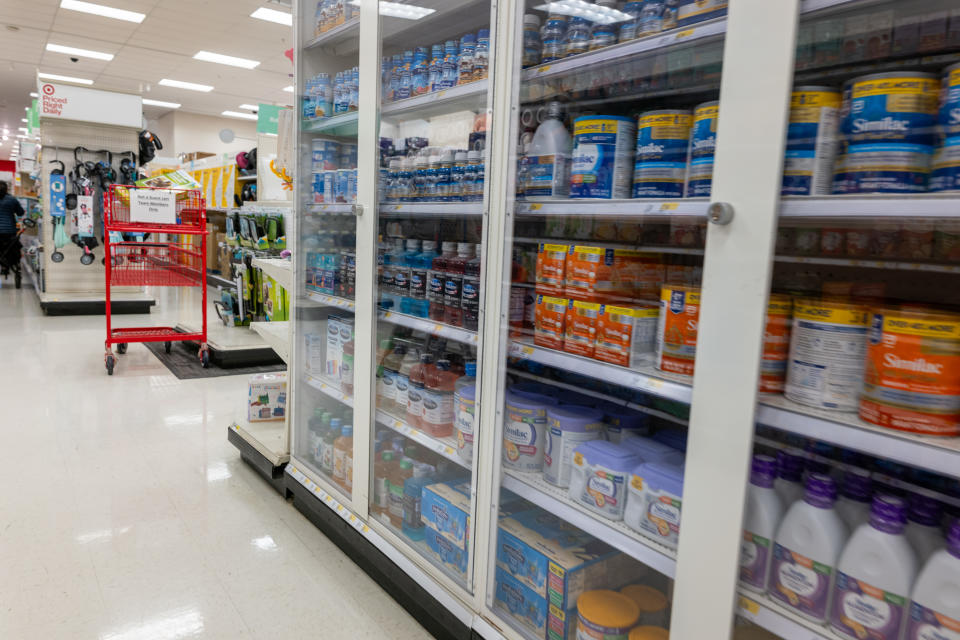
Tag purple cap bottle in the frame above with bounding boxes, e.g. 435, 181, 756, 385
948, 520, 960, 559
908, 494, 943, 528
777, 450, 804, 482
751, 454, 777, 489
840, 468, 872, 504
869, 495, 908, 535
803, 473, 838, 509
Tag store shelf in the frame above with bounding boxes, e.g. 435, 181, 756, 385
379, 309, 478, 344
304, 372, 354, 407
237, 174, 257, 182
375, 410, 466, 469
779, 195, 960, 219
304, 17, 359, 50
304, 111, 358, 136
516, 199, 709, 218
250, 321, 290, 363
736, 590, 830, 640
508, 341, 692, 404
501, 470, 676, 578
381, 79, 488, 121
774, 254, 960, 274
307, 203, 359, 215
20, 257, 41, 297
230, 420, 289, 467
757, 395, 960, 480
512, 237, 704, 256
252, 257, 292, 290
380, 202, 483, 216
304, 289, 356, 311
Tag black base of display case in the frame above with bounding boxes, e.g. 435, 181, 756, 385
227, 427, 286, 495
41, 298, 155, 316
285, 474, 475, 640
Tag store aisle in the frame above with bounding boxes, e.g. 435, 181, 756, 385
0, 284, 432, 640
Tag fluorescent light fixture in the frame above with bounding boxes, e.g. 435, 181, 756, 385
29, 92, 38, 98
250, 7, 292, 25
59, 0, 145, 23
18, 128, 28, 133
159, 78, 213, 92
142, 98, 181, 108
38, 72, 94, 85
533, 0, 632, 24
222, 110, 258, 120
282, 85, 294, 93
239, 104, 259, 111
46, 43, 114, 61
20, 119, 27, 123
193, 51, 260, 69
1, 136, 7, 141
348, 0, 434, 19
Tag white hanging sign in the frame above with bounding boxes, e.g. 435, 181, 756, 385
129, 189, 176, 225
38, 82, 142, 128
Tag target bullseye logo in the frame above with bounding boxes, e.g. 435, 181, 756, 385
42, 84, 55, 95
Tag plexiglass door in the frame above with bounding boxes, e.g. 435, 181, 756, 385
366, 0, 495, 595
294, 0, 362, 502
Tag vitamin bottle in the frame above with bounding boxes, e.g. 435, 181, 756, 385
540, 13, 568, 63
740, 455, 785, 593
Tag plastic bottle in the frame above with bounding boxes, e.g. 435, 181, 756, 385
332, 423, 352, 489
402, 472, 435, 541
308, 408, 325, 464
321, 418, 342, 478
384, 237, 406, 311
523, 101, 571, 198
437, 148, 454, 202
541, 13, 568, 63
413, 155, 428, 201
406, 353, 433, 428
349, 66, 359, 111
835, 467, 873, 532
428, 43, 443, 92
774, 449, 805, 508
396, 344, 421, 419
457, 33, 476, 86
590, 1, 619, 50
451, 150, 468, 201
740, 455, 785, 593
909, 520, 960, 640
340, 337, 354, 396
441, 39, 460, 89
662, 0, 679, 29
429, 242, 456, 321
770, 474, 849, 623
566, 15, 592, 57
411, 46, 429, 96
378, 342, 405, 410
473, 28, 490, 81
456, 361, 477, 392
462, 244, 482, 331
639, 0, 665, 37
425, 154, 440, 201
904, 494, 945, 564
372, 451, 395, 516
831, 495, 918, 640
620, 1, 645, 41
422, 358, 457, 437
388, 54, 402, 103
444, 243, 473, 327
522, 14, 542, 68
387, 459, 414, 528
467, 150, 484, 201
397, 51, 413, 101
399, 238, 421, 315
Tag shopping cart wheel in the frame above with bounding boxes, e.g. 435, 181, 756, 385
80, 252, 95, 266
164, 341, 172, 354
201, 350, 210, 368
105, 355, 115, 376
116, 343, 127, 354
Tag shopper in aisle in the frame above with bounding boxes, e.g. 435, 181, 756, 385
0, 181, 25, 276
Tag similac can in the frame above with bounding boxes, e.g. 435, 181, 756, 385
686, 101, 719, 197
782, 87, 841, 196
784, 299, 870, 411
564, 299, 602, 358
576, 590, 641, 640
676, 0, 728, 27
656, 286, 700, 377
760, 294, 793, 394
503, 390, 557, 472
534, 294, 568, 350
930, 62, 960, 192
570, 116, 638, 199
632, 110, 692, 199
860, 308, 960, 436
840, 72, 939, 193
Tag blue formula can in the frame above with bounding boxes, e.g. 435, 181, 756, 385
570, 116, 638, 199
633, 109, 692, 198
931, 63, 960, 192
839, 71, 939, 193
782, 87, 841, 196
676, 0, 727, 27
686, 101, 718, 197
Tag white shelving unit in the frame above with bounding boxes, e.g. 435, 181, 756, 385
230, 420, 289, 467
250, 321, 290, 363
252, 257, 293, 291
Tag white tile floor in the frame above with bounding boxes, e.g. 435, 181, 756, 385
0, 283, 432, 639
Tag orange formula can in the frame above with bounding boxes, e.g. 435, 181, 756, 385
656, 286, 700, 377
860, 308, 960, 436
564, 300, 602, 357
535, 243, 569, 296
594, 304, 659, 368
534, 294, 568, 350
760, 294, 793, 393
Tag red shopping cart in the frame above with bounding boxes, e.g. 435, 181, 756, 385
102, 185, 208, 375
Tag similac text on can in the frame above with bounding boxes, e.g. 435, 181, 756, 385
860, 308, 960, 436
594, 304, 659, 368
564, 299, 602, 358
930, 62, 960, 192
570, 116, 638, 199
760, 294, 793, 394
782, 87, 841, 196
534, 294, 568, 350
784, 299, 870, 411
686, 101, 718, 197
656, 286, 700, 377
633, 110, 692, 199
535, 243, 569, 296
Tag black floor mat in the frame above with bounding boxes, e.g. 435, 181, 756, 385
144, 340, 284, 379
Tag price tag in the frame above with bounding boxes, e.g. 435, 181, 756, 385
660, 202, 678, 211
348, 514, 357, 523
433, 324, 444, 333
362, 525, 370, 533
522, 346, 534, 356
738, 595, 759, 618
675, 29, 695, 39
539, 65, 551, 73
528, 203, 542, 211
410, 429, 420, 437
444, 447, 455, 456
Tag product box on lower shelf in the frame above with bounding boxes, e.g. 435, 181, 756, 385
495, 566, 553, 639
248, 373, 287, 422
424, 527, 469, 577
422, 480, 471, 550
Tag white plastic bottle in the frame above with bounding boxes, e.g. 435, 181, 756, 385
834, 467, 873, 532
769, 473, 849, 623
908, 520, 960, 640
904, 494, 945, 564
774, 449, 805, 509
830, 495, 918, 640
740, 454, 785, 593
523, 101, 571, 199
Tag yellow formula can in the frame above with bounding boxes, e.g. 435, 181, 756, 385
620, 584, 669, 628
629, 627, 670, 640
577, 590, 641, 640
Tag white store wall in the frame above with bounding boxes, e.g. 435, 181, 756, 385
145, 111, 258, 159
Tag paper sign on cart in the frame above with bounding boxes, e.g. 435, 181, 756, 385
130, 189, 177, 225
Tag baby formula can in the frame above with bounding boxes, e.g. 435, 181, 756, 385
577, 590, 641, 640
454, 385, 476, 463
840, 71, 939, 193
686, 101, 719, 197
760, 294, 793, 394
620, 585, 670, 628
656, 286, 700, 377
571, 116, 638, 199
676, 0, 728, 27
633, 110, 693, 199
629, 627, 670, 640
543, 405, 604, 487
569, 440, 641, 521
503, 390, 557, 472
784, 298, 870, 411
860, 308, 960, 436
931, 62, 960, 192
783, 87, 841, 196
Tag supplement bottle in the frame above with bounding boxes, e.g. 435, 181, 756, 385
397, 51, 413, 101
640, 0, 665, 37
461, 244, 482, 331
387, 459, 414, 528
908, 520, 960, 640
429, 242, 456, 321
834, 467, 873, 531
413, 155, 428, 201
620, 2, 645, 42
522, 14, 542, 68
740, 455, 785, 593
470, 149, 485, 200
540, 13, 568, 63
441, 39, 460, 89
422, 358, 457, 438
523, 101, 571, 199
321, 419, 342, 478
831, 495, 918, 640
770, 473, 849, 623
425, 154, 440, 201
404, 351, 430, 427
774, 449, 805, 508
904, 494, 945, 564
411, 46, 429, 96
444, 243, 473, 327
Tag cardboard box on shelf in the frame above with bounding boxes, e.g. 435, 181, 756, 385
248, 373, 287, 422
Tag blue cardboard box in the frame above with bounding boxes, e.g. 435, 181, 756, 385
422, 480, 471, 549
424, 527, 468, 577
494, 567, 549, 639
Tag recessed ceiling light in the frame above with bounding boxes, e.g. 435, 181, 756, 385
38, 72, 94, 85
142, 98, 181, 108
159, 78, 213, 92
18, 128, 28, 133
348, 0, 435, 19
46, 43, 114, 61
59, 0, 145, 23
29, 92, 38, 98
239, 104, 259, 111
20, 119, 27, 123
222, 110, 258, 120
1, 136, 7, 141
282, 86, 294, 93
250, 7, 292, 26
193, 51, 260, 69
533, 0, 631, 24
